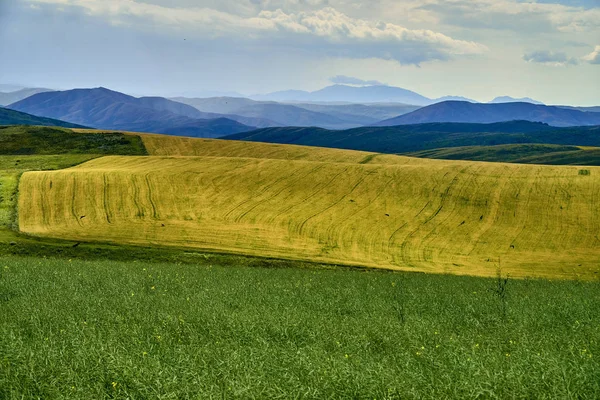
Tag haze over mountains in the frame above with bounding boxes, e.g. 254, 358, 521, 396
0, 88, 52, 106
172, 96, 420, 129
375, 101, 600, 127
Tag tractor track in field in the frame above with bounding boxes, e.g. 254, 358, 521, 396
296, 170, 370, 236
144, 173, 158, 220
270, 166, 352, 221
103, 174, 112, 224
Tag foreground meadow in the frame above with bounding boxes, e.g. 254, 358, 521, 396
0, 256, 598, 399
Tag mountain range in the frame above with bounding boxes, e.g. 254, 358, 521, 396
251, 84, 434, 105
8, 88, 254, 138
172, 96, 421, 129
375, 101, 600, 127
490, 96, 544, 105
3, 84, 599, 138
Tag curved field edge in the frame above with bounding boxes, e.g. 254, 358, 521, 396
18, 155, 600, 280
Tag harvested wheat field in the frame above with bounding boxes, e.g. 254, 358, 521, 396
18, 147, 600, 279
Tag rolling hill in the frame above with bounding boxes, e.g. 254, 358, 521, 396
407, 144, 600, 166
8, 88, 255, 138
17, 135, 600, 279
375, 101, 600, 127
225, 121, 600, 154
0, 107, 87, 128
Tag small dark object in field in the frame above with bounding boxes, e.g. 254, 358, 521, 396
72, 243, 80, 248
385, 214, 390, 217
80, 216, 85, 219
161, 224, 165, 227
460, 220, 465, 226
349, 199, 355, 203
9, 242, 17, 246
510, 244, 515, 249
579, 169, 590, 176
480, 215, 484, 220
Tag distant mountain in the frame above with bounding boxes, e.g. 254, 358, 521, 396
490, 96, 544, 105
137, 96, 274, 128
252, 84, 432, 105
0, 88, 53, 106
174, 96, 373, 129
557, 105, 600, 113
224, 121, 600, 154
434, 95, 478, 103
175, 96, 421, 129
8, 88, 254, 138
375, 101, 600, 127
0, 107, 87, 128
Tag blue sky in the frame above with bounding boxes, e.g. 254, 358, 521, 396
0, 0, 598, 105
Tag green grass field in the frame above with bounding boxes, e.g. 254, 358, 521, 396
0, 256, 598, 399
1, 125, 599, 398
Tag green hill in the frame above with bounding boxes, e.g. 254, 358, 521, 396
0, 107, 87, 128
224, 122, 600, 159
407, 144, 600, 166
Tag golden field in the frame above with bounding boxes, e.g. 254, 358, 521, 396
18, 135, 600, 279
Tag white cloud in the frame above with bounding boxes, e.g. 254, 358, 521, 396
582, 45, 600, 64
329, 75, 384, 86
523, 50, 579, 66
25, 0, 487, 64
416, 0, 600, 33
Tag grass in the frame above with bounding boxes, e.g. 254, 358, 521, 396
407, 144, 600, 166
19, 155, 600, 280
0, 108, 86, 128
0, 126, 147, 155
0, 256, 598, 399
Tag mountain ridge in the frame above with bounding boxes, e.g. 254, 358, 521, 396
8, 87, 255, 138
374, 101, 600, 127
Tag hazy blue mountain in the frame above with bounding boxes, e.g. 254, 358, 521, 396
224, 121, 600, 154
251, 90, 312, 102
557, 105, 600, 113
490, 96, 544, 105
0, 107, 87, 128
434, 95, 478, 103
0, 88, 53, 106
175, 96, 422, 128
289, 103, 421, 124
374, 101, 600, 127
138, 96, 275, 128
252, 84, 432, 105
9, 87, 254, 138
174, 96, 366, 129
0, 84, 26, 92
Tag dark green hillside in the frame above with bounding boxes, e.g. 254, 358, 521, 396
0, 125, 147, 155
226, 121, 600, 155
0, 107, 86, 128
407, 144, 600, 166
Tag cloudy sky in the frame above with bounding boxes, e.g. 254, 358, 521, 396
0, 0, 599, 105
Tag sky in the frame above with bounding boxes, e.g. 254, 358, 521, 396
0, 0, 599, 105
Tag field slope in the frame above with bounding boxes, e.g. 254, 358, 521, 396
19, 152, 600, 279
